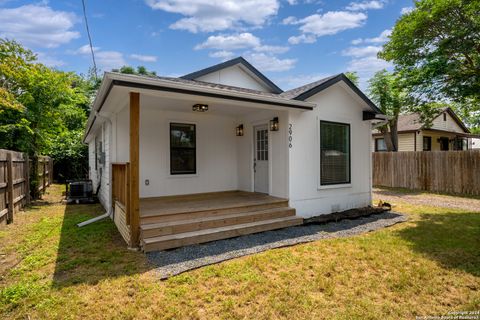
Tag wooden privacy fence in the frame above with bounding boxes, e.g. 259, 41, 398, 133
373, 150, 480, 196
0, 149, 53, 224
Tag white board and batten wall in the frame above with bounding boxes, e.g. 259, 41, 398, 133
288, 83, 372, 218
88, 121, 112, 211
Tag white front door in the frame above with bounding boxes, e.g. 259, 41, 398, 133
254, 125, 269, 193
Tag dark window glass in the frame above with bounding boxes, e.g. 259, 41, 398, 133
375, 138, 387, 152
170, 123, 196, 174
439, 137, 449, 151
423, 136, 432, 151
320, 121, 350, 185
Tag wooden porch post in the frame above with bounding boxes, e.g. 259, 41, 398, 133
129, 92, 140, 247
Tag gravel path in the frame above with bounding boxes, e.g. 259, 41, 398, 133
373, 188, 480, 212
147, 212, 407, 279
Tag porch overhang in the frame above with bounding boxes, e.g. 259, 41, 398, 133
83, 72, 315, 143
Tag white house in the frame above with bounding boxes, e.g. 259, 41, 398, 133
83, 57, 385, 252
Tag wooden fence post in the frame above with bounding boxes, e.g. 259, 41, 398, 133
6, 152, 14, 224
42, 159, 46, 193
24, 154, 30, 205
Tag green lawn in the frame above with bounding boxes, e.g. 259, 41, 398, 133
0, 185, 479, 319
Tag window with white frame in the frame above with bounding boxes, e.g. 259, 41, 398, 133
320, 121, 351, 185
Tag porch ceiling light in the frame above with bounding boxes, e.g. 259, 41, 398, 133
193, 103, 208, 112
236, 124, 244, 136
269, 117, 279, 131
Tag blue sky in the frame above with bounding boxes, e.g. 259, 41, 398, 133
0, 0, 414, 90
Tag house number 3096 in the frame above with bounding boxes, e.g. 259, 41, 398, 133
288, 124, 293, 148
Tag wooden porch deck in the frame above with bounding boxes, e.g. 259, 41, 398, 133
138, 191, 303, 252
140, 191, 288, 217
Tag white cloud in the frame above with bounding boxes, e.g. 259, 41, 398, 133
282, 16, 298, 25
351, 29, 391, 45
72, 45, 126, 71
342, 44, 392, 89
244, 53, 296, 72
145, 0, 279, 33
208, 50, 235, 60
342, 45, 382, 57
346, 1, 384, 11
72, 44, 100, 55
96, 51, 126, 70
288, 11, 367, 44
196, 33, 289, 57
288, 34, 317, 44
0, 4, 80, 48
195, 33, 261, 50
130, 54, 158, 62
401, 6, 413, 14
254, 45, 289, 54
286, 0, 298, 4
275, 73, 330, 89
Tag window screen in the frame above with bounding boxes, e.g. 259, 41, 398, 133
320, 121, 350, 185
375, 138, 387, 152
170, 123, 196, 174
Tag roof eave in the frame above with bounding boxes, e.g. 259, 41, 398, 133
82, 72, 314, 143
293, 73, 383, 115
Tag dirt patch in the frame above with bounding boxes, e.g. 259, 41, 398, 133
373, 188, 480, 212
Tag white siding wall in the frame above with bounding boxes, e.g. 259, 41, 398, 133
87, 121, 111, 211
289, 84, 372, 218
195, 65, 271, 92
431, 112, 464, 133
88, 139, 97, 187
397, 133, 416, 151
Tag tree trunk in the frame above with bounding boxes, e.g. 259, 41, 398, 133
389, 117, 399, 152
383, 131, 395, 151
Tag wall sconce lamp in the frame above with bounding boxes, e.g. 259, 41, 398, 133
269, 117, 279, 131
236, 124, 244, 136
193, 103, 208, 112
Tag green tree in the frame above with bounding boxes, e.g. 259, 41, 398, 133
112, 65, 157, 76
0, 39, 92, 197
380, 0, 480, 109
345, 71, 359, 86
368, 70, 411, 151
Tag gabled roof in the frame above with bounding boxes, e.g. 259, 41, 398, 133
387, 108, 469, 133
181, 57, 283, 94
281, 73, 382, 114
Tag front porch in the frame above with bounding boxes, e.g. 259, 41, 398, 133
111, 169, 303, 251
105, 80, 308, 251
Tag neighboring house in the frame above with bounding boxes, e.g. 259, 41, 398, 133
372, 108, 478, 152
83, 57, 385, 251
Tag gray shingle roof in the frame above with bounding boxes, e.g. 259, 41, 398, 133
279, 75, 339, 100
397, 113, 424, 131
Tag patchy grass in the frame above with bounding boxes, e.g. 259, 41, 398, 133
0, 185, 479, 319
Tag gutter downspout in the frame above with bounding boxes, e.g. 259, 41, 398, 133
77, 111, 114, 228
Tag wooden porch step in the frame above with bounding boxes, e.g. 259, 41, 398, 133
140, 207, 296, 238
140, 200, 289, 224
142, 215, 304, 252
